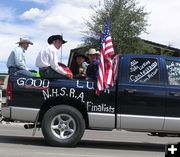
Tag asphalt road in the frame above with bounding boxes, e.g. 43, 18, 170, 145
0, 122, 180, 157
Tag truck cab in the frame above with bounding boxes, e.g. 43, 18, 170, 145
117, 54, 180, 133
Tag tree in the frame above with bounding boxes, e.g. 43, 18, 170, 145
82, 0, 149, 54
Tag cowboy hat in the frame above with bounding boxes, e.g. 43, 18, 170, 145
47, 35, 67, 44
95, 50, 100, 55
74, 53, 86, 59
16, 37, 33, 45
86, 48, 97, 55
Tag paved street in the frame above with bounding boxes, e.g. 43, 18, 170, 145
0, 122, 180, 157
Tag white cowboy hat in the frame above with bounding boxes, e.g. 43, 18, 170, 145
86, 48, 97, 55
16, 37, 33, 45
95, 50, 100, 55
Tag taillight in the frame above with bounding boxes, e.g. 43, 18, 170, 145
7, 81, 12, 101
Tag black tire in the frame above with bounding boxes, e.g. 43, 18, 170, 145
41, 105, 85, 147
0, 115, 2, 122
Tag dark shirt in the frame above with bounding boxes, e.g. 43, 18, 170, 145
86, 60, 99, 79
71, 63, 82, 76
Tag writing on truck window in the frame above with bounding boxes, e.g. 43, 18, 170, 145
129, 58, 159, 83
166, 60, 180, 85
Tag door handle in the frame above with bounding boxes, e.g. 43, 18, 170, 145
169, 92, 180, 97
124, 89, 137, 94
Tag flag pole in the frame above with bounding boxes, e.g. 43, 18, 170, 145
60, 33, 63, 63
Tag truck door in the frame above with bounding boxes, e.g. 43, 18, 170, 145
163, 59, 180, 132
117, 56, 166, 131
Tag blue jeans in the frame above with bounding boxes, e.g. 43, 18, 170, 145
8, 67, 35, 77
16, 69, 35, 77
39, 67, 66, 79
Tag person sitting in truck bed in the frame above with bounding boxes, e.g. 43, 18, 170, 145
35, 35, 72, 79
6, 37, 35, 77
86, 48, 100, 79
70, 53, 87, 79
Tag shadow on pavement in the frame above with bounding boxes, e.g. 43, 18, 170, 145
78, 139, 164, 152
0, 135, 48, 146
0, 134, 165, 152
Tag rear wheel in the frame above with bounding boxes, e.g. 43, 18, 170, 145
41, 105, 85, 147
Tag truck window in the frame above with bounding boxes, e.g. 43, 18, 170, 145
129, 58, 160, 83
166, 60, 180, 85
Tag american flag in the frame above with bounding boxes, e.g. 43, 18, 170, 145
96, 16, 115, 95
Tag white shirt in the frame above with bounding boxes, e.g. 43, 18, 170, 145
35, 44, 67, 75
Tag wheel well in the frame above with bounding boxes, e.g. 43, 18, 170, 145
38, 97, 89, 128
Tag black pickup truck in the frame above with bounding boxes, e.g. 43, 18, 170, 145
2, 54, 180, 147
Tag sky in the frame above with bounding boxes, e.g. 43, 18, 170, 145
0, 0, 180, 73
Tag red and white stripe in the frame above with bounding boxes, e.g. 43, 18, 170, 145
112, 55, 119, 82
104, 36, 115, 58
96, 51, 105, 95
96, 35, 115, 95
96, 16, 118, 95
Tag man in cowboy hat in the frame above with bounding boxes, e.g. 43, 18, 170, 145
86, 48, 100, 79
35, 34, 72, 79
7, 37, 35, 77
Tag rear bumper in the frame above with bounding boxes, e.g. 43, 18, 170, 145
2, 106, 40, 122
1, 107, 10, 118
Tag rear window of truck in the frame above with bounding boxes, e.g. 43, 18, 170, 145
166, 60, 180, 85
128, 58, 160, 84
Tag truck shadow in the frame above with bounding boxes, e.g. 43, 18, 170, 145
78, 140, 164, 152
0, 135, 47, 146
0, 135, 165, 152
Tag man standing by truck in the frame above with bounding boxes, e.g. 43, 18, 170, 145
35, 35, 72, 79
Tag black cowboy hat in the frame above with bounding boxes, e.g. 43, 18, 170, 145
47, 35, 67, 44
74, 53, 86, 59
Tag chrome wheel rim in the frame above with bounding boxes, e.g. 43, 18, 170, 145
51, 114, 76, 139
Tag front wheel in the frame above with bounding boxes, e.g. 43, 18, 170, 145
41, 105, 85, 147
